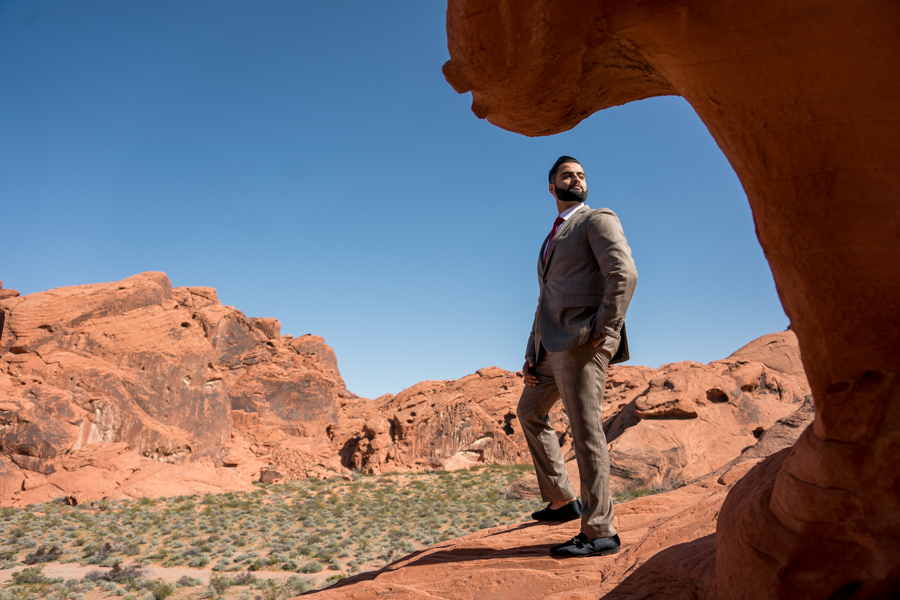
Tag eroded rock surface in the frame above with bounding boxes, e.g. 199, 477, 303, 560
444, 1, 900, 597
0, 273, 350, 505
336, 331, 809, 497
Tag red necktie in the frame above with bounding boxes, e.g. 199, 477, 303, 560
544, 216, 565, 263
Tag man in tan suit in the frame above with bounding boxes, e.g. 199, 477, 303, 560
518, 156, 637, 557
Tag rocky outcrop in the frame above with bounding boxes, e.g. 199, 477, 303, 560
0, 280, 19, 302
335, 367, 538, 473
444, 1, 900, 597
0, 272, 350, 505
336, 330, 809, 495
605, 332, 810, 490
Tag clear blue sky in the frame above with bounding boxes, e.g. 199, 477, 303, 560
1, 1, 787, 399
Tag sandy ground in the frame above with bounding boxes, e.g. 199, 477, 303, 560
0, 560, 330, 585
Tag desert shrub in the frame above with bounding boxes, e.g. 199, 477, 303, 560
209, 574, 233, 594
12, 565, 50, 584
23, 544, 63, 564
123, 543, 141, 555
64, 578, 82, 590
299, 560, 323, 573
248, 558, 268, 571
284, 575, 316, 594
282, 559, 298, 571
82, 541, 116, 564
149, 581, 175, 600
130, 576, 155, 592
232, 571, 255, 586
84, 561, 144, 584
176, 576, 202, 587
188, 554, 210, 568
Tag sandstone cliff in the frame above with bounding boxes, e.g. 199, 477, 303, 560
0, 272, 350, 505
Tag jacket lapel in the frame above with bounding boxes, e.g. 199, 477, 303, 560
543, 204, 589, 270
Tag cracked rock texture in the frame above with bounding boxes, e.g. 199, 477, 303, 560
444, 0, 900, 597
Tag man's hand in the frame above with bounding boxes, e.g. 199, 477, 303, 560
590, 336, 603, 348
523, 359, 539, 386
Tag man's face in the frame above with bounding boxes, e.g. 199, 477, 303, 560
551, 162, 588, 203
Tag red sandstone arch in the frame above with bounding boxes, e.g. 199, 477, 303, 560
443, 1, 900, 598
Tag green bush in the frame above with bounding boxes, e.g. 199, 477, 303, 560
12, 565, 50, 584
209, 574, 233, 594
151, 581, 175, 600
299, 560, 323, 573
188, 554, 209, 568
232, 571, 255, 586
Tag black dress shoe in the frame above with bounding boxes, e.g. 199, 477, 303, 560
549, 532, 621, 557
531, 499, 583, 522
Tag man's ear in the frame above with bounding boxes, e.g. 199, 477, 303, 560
548, 182, 557, 199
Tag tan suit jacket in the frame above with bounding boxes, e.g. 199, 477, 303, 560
526, 205, 637, 361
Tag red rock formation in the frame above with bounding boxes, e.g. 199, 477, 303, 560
444, 1, 900, 597
0, 280, 19, 301
335, 367, 536, 473
337, 331, 809, 494
0, 272, 350, 505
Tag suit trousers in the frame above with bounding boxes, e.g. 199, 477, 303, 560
517, 341, 616, 539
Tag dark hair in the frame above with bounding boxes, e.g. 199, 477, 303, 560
549, 156, 582, 183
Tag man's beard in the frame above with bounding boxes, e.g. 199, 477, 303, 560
556, 186, 587, 204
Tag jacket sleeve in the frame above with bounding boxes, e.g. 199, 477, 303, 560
525, 306, 537, 361
587, 209, 637, 339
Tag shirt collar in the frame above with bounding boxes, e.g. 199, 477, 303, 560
558, 202, 585, 221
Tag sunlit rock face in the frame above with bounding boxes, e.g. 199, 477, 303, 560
445, 1, 900, 597
0, 272, 349, 505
